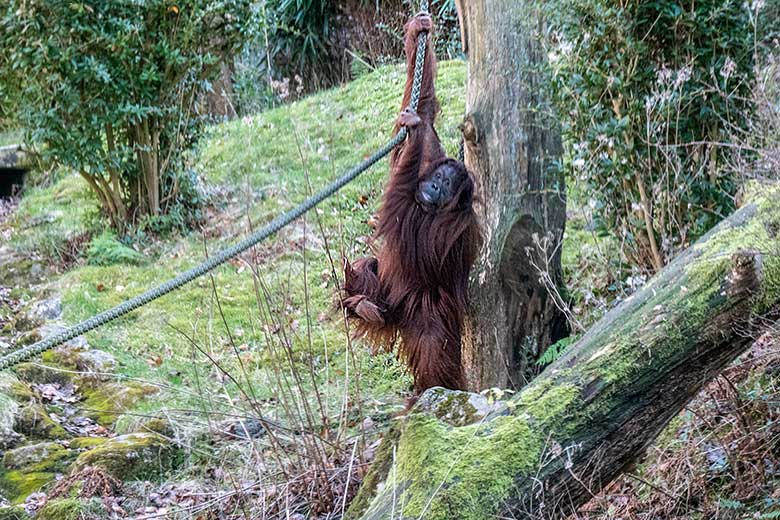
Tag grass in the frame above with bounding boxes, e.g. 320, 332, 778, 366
7, 173, 100, 259
0, 130, 22, 147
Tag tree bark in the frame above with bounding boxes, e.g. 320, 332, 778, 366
455, 0, 569, 391
348, 184, 780, 520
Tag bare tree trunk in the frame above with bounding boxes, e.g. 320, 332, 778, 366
347, 184, 780, 520
455, 0, 569, 391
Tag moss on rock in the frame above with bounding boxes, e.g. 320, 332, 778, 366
81, 382, 157, 426
14, 403, 68, 440
0, 442, 79, 504
11, 363, 70, 386
72, 433, 180, 481
0, 471, 53, 505
3, 442, 72, 472
67, 437, 109, 450
35, 498, 103, 520
134, 418, 174, 437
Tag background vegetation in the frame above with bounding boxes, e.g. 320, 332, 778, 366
0, 0, 251, 231
545, 0, 758, 272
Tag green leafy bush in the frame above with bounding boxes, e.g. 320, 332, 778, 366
0, 0, 251, 231
86, 232, 145, 267
545, 0, 760, 271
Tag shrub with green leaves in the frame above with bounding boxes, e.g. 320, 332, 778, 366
0, 0, 251, 231
86, 231, 145, 266
545, 0, 759, 271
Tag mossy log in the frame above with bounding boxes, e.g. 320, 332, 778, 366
348, 184, 780, 520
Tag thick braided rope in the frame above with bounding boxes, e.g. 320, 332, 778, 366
0, 6, 430, 370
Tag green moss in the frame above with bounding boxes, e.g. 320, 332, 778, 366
72, 433, 180, 481
690, 186, 780, 314
3, 442, 71, 472
518, 379, 579, 426
0, 442, 80, 504
7, 382, 34, 401
347, 426, 403, 518
133, 418, 174, 436
81, 381, 158, 426
35, 498, 103, 520
67, 437, 109, 450
15, 403, 69, 440
0, 471, 54, 504
378, 413, 541, 519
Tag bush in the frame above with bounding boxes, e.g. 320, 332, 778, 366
86, 232, 145, 267
0, 0, 252, 232
545, 0, 760, 271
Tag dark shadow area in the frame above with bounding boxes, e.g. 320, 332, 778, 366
0, 168, 25, 197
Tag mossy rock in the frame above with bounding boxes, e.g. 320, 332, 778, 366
3, 441, 73, 472
81, 381, 157, 426
72, 433, 181, 481
0, 442, 78, 505
14, 330, 41, 348
35, 498, 103, 520
0, 505, 31, 520
0, 380, 21, 449
11, 363, 70, 386
6, 382, 34, 402
0, 258, 36, 287
0, 471, 53, 505
134, 418, 174, 437
416, 388, 503, 427
6, 313, 39, 335
14, 403, 69, 440
67, 437, 109, 450
0, 375, 24, 449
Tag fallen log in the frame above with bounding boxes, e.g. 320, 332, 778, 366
348, 184, 780, 520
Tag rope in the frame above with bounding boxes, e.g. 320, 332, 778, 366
0, 4, 430, 370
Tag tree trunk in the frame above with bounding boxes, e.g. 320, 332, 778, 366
455, 0, 569, 391
347, 184, 780, 520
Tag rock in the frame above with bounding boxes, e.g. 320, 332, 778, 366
2, 442, 71, 472
414, 387, 505, 427
14, 403, 69, 440
133, 418, 173, 437
0, 442, 75, 505
72, 433, 181, 481
11, 364, 70, 386
28, 299, 61, 322
0, 375, 22, 449
28, 264, 42, 279
73, 350, 116, 376
67, 437, 108, 451
82, 381, 157, 426
0, 431, 23, 451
